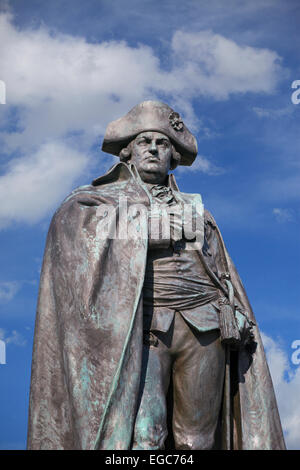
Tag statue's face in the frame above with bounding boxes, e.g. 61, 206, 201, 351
129, 131, 172, 184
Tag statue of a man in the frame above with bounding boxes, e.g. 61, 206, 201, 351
27, 101, 285, 450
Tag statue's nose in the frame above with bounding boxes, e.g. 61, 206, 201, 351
149, 141, 158, 154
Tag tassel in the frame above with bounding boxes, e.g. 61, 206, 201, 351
219, 300, 241, 347
219, 275, 241, 348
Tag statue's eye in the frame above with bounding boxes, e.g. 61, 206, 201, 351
158, 140, 169, 147
137, 137, 152, 145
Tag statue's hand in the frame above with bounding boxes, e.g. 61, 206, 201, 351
235, 309, 256, 348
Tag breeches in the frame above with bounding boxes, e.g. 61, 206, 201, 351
132, 311, 225, 450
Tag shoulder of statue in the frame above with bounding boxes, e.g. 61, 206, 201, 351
204, 208, 216, 226
174, 190, 202, 204
48, 185, 97, 221
61, 184, 99, 204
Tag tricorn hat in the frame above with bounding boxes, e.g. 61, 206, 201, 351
102, 101, 197, 166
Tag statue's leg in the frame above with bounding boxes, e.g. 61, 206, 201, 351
132, 331, 172, 450
171, 312, 225, 450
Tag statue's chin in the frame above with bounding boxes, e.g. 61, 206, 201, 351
138, 169, 167, 185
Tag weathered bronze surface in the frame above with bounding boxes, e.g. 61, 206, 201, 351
27, 101, 286, 450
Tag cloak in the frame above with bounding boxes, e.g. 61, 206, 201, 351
27, 162, 286, 450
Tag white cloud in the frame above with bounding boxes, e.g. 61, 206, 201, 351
0, 280, 37, 301
0, 328, 26, 347
6, 330, 27, 347
261, 332, 300, 450
177, 155, 225, 175
272, 207, 294, 223
253, 106, 294, 119
0, 281, 20, 302
0, 12, 286, 227
170, 30, 285, 99
263, 174, 300, 203
0, 141, 89, 228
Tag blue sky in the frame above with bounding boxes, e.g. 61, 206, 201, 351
0, 0, 299, 450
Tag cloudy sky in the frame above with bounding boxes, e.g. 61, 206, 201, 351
0, 0, 299, 450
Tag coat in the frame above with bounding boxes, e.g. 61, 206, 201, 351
27, 162, 286, 450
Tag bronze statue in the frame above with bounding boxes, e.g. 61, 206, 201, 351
27, 101, 286, 450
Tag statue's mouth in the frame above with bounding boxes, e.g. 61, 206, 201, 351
145, 155, 160, 163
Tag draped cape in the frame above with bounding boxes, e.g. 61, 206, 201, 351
27, 163, 285, 450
